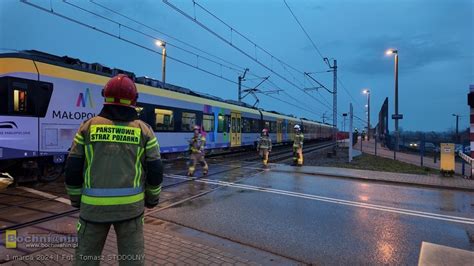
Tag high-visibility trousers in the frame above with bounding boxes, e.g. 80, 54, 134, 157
75, 215, 144, 266
293, 147, 303, 166
259, 149, 270, 166
188, 153, 208, 176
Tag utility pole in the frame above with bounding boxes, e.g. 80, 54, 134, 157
386, 49, 401, 160
349, 104, 353, 162
342, 113, 347, 132
238, 68, 249, 102
452, 114, 460, 143
324, 58, 338, 152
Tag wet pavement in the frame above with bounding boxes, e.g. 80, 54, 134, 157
151, 163, 474, 265
1, 155, 474, 264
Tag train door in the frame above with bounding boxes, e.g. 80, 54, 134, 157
276, 120, 282, 143
230, 112, 241, 147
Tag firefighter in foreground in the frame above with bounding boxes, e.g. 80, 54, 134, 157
187, 125, 208, 176
65, 74, 163, 266
257, 128, 272, 168
293, 124, 304, 166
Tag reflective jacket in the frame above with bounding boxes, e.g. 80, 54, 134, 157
293, 133, 304, 148
257, 136, 272, 151
189, 135, 206, 154
65, 105, 163, 223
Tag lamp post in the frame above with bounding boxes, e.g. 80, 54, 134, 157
386, 49, 400, 159
363, 89, 370, 141
155, 40, 166, 88
342, 113, 348, 132
452, 114, 460, 143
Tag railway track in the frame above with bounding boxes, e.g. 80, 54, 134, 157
0, 141, 335, 234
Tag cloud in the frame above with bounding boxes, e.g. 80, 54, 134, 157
345, 33, 468, 76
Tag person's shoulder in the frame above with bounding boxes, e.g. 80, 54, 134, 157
135, 120, 156, 137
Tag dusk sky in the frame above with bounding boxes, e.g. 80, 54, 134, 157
1, 0, 472, 132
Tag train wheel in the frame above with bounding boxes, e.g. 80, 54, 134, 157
39, 162, 64, 182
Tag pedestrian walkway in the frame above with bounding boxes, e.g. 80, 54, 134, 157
354, 139, 471, 176
272, 164, 474, 191
1, 218, 296, 265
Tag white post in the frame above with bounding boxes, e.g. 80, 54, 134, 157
349, 103, 353, 162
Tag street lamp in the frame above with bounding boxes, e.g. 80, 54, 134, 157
452, 114, 460, 143
362, 89, 370, 141
155, 40, 167, 88
386, 48, 400, 160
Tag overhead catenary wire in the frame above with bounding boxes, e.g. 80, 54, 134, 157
85, 0, 329, 117
63, 0, 248, 77
282, 0, 369, 118
162, 0, 334, 113
20, 0, 249, 87
283, 0, 326, 64
88, 0, 249, 74
21, 0, 330, 121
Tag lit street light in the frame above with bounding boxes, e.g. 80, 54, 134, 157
386, 48, 400, 160
362, 89, 370, 141
155, 40, 167, 88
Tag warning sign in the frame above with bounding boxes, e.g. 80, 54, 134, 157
90, 125, 141, 144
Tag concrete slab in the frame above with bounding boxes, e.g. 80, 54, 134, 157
418, 241, 474, 266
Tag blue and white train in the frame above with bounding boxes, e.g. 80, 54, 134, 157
0, 50, 334, 181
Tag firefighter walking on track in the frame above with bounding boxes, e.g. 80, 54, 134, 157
257, 128, 272, 168
65, 74, 163, 266
187, 125, 208, 176
293, 124, 304, 166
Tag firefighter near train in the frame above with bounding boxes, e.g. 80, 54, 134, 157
257, 128, 272, 168
65, 74, 163, 265
187, 125, 208, 177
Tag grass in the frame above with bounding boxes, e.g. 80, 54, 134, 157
327, 153, 434, 175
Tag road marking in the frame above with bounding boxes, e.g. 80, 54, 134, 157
165, 174, 474, 225
17, 187, 70, 205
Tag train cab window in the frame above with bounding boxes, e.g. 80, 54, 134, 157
155, 108, 174, 131
181, 112, 196, 131
13, 88, 27, 113
0, 77, 53, 117
237, 117, 241, 132
203, 114, 215, 132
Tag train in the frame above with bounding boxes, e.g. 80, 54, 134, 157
0, 50, 335, 181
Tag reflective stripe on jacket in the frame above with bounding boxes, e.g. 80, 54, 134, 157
293, 133, 304, 148
257, 136, 272, 151
67, 115, 161, 223
189, 135, 206, 154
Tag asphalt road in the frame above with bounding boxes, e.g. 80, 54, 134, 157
152, 164, 474, 264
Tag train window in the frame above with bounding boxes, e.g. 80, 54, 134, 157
155, 108, 174, 131
181, 112, 196, 131
237, 117, 241, 132
264, 121, 270, 131
13, 88, 27, 113
242, 118, 251, 133
203, 114, 215, 132
270, 121, 276, 133
0, 77, 53, 117
217, 114, 225, 133
231, 117, 236, 132
251, 119, 260, 133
